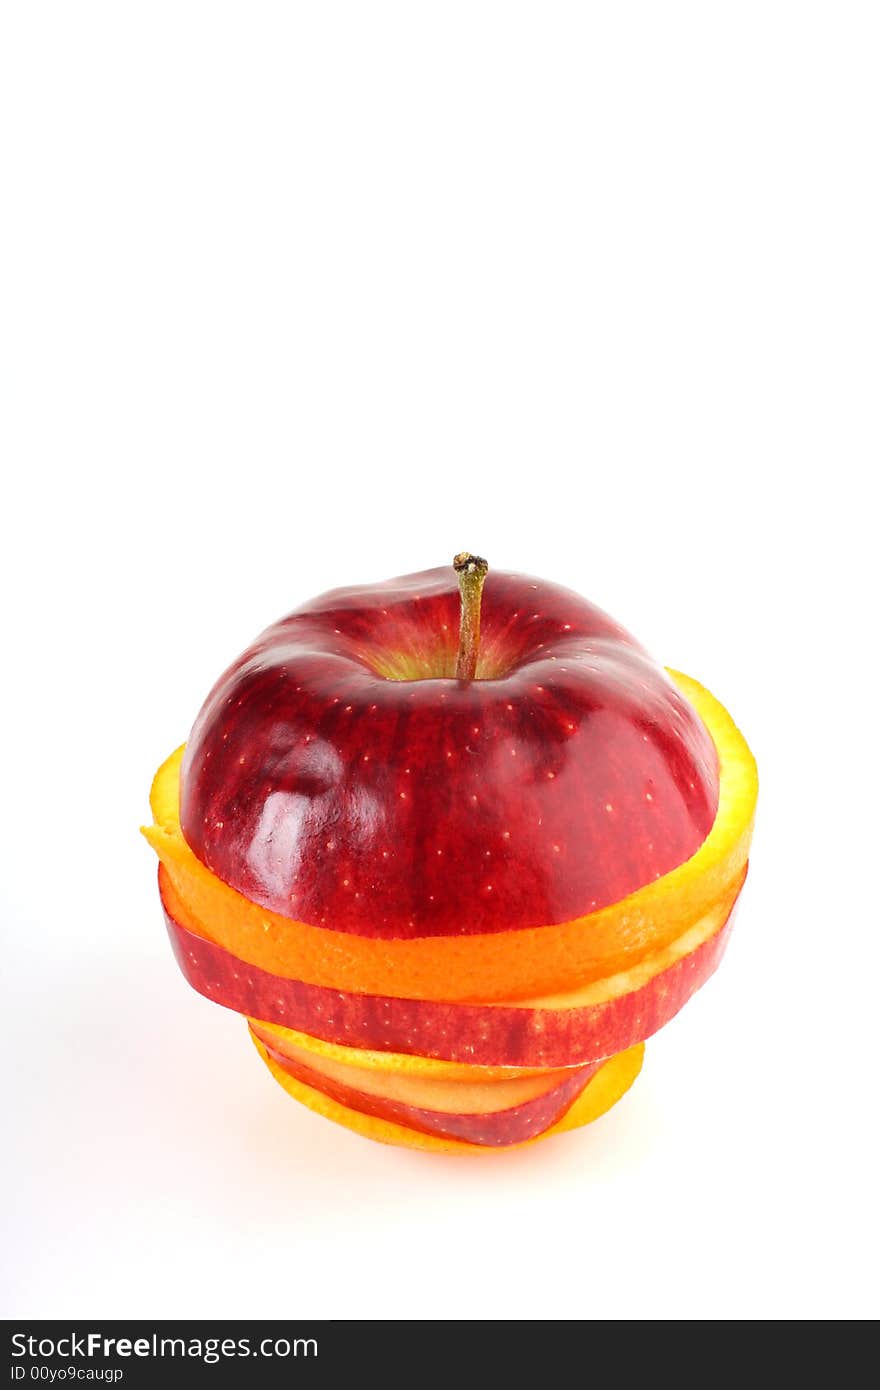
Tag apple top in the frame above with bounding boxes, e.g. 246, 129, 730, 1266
178, 566, 719, 940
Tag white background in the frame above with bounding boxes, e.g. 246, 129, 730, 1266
2, 3, 877, 1322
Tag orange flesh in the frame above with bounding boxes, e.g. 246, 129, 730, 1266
162, 851, 742, 1043
159, 828, 744, 1037
251, 1031, 645, 1154
144, 671, 756, 1002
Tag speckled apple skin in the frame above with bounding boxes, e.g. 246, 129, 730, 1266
179, 568, 719, 940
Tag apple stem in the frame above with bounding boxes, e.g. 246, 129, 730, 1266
453, 552, 489, 680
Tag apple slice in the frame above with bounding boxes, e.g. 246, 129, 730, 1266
144, 671, 756, 1003
161, 862, 744, 1067
249, 1024, 592, 1112
249, 1018, 551, 1081
252, 1032, 645, 1154
257, 1035, 598, 1146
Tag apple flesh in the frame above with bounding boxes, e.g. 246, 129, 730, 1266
257, 1035, 597, 1146
254, 1034, 646, 1154
248, 1023, 584, 1108
161, 863, 743, 1068
179, 567, 719, 939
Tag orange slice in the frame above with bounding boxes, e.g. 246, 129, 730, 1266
144, 671, 756, 1002
162, 858, 741, 1067
251, 1031, 645, 1153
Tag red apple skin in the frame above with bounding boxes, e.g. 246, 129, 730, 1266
161, 868, 740, 1068
257, 1038, 597, 1146
179, 567, 719, 940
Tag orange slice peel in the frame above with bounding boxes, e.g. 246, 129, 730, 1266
144, 670, 757, 1003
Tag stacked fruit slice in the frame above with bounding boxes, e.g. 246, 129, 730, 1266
144, 557, 757, 1153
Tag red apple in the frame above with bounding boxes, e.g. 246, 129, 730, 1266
178, 564, 719, 939
161, 864, 743, 1068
